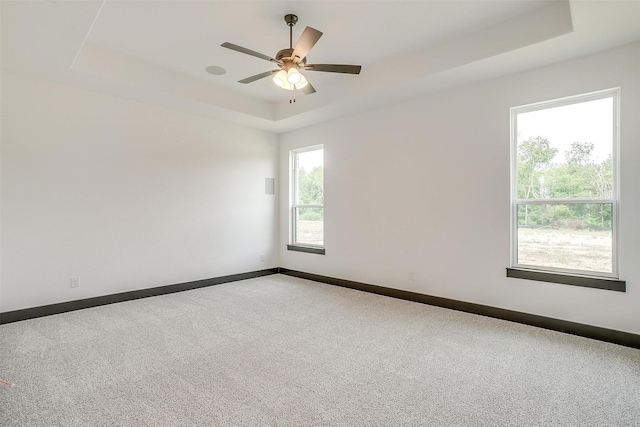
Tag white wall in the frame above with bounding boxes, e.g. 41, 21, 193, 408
3, 42, 638, 335
279, 42, 640, 334
1, 72, 279, 312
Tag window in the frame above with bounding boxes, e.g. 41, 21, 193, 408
289, 146, 324, 254
510, 89, 621, 284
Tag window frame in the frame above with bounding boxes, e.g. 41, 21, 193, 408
509, 88, 621, 281
289, 145, 325, 254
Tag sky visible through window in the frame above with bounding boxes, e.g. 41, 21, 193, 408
297, 149, 323, 172
517, 97, 613, 164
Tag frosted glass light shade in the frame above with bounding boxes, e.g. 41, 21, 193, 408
287, 68, 302, 84
273, 69, 308, 91
273, 70, 288, 88
295, 75, 308, 89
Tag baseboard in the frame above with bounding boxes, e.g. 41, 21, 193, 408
3, 267, 638, 350
0, 268, 279, 324
279, 269, 640, 350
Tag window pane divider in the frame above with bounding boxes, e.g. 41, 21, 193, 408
516, 198, 614, 205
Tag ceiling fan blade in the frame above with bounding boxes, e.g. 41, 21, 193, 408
304, 64, 362, 74
292, 26, 323, 62
238, 70, 280, 84
302, 80, 316, 95
221, 42, 278, 63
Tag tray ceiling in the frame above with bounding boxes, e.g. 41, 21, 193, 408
2, 1, 639, 132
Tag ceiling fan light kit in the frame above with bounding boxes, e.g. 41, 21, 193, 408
220, 14, 362, 102
273, 69, 308, 90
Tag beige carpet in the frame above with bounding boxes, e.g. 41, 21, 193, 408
1, 274, 639, 426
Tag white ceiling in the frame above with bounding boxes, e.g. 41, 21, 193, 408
2, 1, 639, 133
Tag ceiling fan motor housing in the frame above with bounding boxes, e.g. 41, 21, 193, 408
276, 48, 306, 69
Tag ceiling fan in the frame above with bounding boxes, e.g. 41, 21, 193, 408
221, 14, 362, 102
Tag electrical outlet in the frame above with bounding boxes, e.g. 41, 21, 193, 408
70, 277, 80, 288
409, 271, 415, 281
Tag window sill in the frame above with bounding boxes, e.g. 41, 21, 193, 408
506, 268, 625, 292
287, 245, 325, 255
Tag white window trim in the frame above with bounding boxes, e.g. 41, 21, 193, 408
290, 145, 324, 250
509, 88, 620, 280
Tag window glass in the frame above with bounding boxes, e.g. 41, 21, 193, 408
516, 98, 613, 201
516, 203, 613, 273
292, 147, 324, 247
